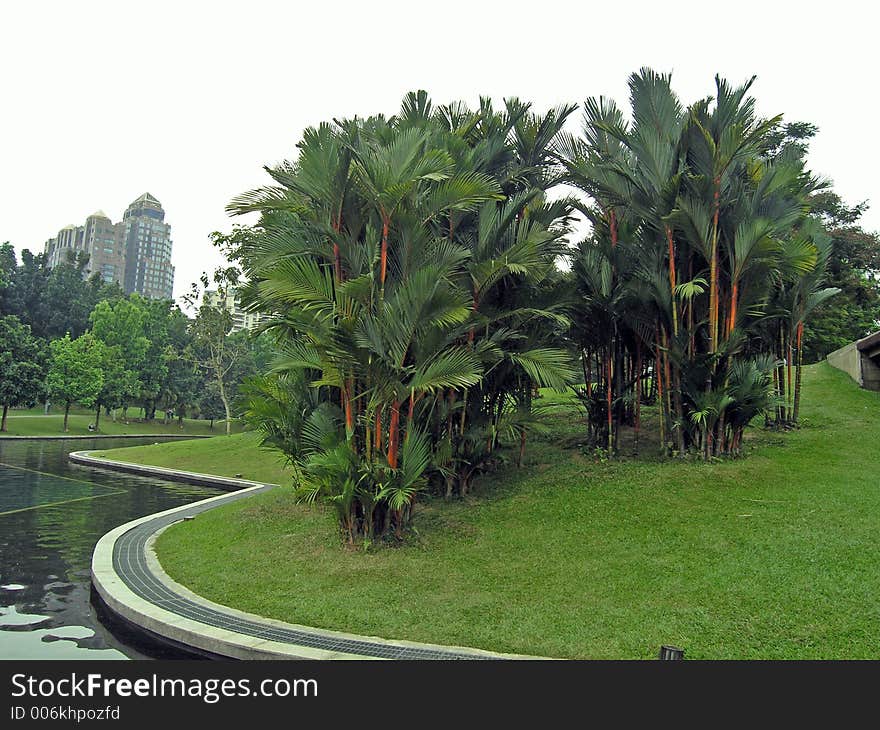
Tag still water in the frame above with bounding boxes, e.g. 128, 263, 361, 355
0, 437, 220, 659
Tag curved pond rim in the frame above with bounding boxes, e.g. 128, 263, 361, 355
77, 451, 543, 660
0, 434, 212, 441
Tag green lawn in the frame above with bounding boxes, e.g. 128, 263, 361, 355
89, 431, 292, 485
145, 362, 879, 658
0, 408, 241, 437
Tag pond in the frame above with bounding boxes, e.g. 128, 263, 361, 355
0, 437, 220, 659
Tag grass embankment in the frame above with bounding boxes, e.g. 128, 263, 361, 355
0, 406, 241, 437
138, 363, 878, 658
89, 431, 292, 485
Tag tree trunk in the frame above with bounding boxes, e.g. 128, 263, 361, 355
687, 255, 695, 357
518, 429, 527, 467
606, 351, 613, 453
655, 333, 666, 455
728, 280, 739, 337
64, 402, 70, 432
342, 378, 354, 438
95, 404, 101, 431
661, 327, 675, 452
709, 176, 721, 354
793, 322, 804, 423
778, 326, 787, 424
666, 225, 679, 337
379, 214, 390, 298
634, 342, 642, 455
787, 336, 794, 424
387, 399, 401, 469
222, 398, 232, 436
217, 374, 232, 435
374, 410, 382, 453
0, 404, 8, 432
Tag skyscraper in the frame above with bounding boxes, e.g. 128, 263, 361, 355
121, 193, 175, 300
42, 193, 175, 300
203, 287, 265, 333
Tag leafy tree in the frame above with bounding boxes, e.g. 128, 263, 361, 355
91, 344, 137, 430
802, 192, 880, 360
185, 271, 250, 435
44, 251, 97, 338
0, 243, 16, 315
46, 333, 106, 431
9, 250, 50, 337
89, 297, 150, 418
196, 379, 227, 430
161, 307, 200, 426
0, 315, 46, 431
138, 298, 173, 420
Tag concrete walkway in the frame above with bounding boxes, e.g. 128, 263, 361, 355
80, 452, 535, 660
1, 434, 208, 441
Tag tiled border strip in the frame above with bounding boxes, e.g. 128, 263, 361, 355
78, 451, 542, 660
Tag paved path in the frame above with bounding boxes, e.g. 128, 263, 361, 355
81, 452, 532, 660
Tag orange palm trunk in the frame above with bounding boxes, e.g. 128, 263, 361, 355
709, 177, 720, 353
666, 225, 678, 337
380, 215, 390, 287
606, 352, 613, 451
728, 280, 738, 337
387, 400, 401, 468
343, 377, 354, 436
375, 410, 382, 453
655, 335, 666, 452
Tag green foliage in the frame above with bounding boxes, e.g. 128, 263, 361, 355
0, 315, 46, 428
562, 68, 840, 456
89, 297, 150, 411
155, 364, 880, 658
229, 91, 576, 540
46, 333, 106, 427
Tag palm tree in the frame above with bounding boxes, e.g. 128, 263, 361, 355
231, 91, 575, 537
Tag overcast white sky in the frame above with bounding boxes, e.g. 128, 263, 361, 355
1, 1, 876, 302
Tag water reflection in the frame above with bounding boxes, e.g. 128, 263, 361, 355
0, 438, 219, 659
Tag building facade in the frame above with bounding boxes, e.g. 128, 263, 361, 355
43, 193, 175, 300
203, 288, 264, 333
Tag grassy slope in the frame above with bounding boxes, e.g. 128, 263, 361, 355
89, 431, 291, 485
149, 363, 879, 658
0, 410, 242, 437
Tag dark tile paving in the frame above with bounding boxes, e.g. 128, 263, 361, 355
112, 486, 493, 660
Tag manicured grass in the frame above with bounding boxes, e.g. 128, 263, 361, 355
89, 431, 292, 485
0, 410, 241, 437
150, 363, 879, 658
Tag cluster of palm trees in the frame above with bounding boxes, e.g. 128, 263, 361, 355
562, 69, 837, 458
231, 71, 837, 540
232, 92, 575, 540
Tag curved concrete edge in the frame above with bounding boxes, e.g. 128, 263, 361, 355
141, 527, 542, 661
84, 453, 546, 660
1, 434, 211, 441
69, 450, 267, 491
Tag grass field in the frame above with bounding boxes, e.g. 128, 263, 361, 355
89, 431, 292, 485
0, 405, 241, 438
133, 362, 879, 658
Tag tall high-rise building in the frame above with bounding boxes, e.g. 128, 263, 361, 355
43, 193, 175, 300
203, 288, 264, 333
121, 193, 175, 300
